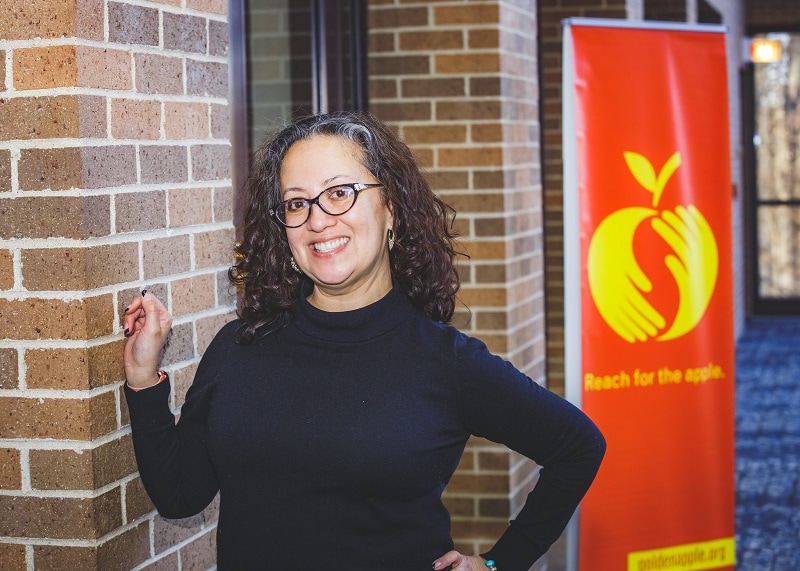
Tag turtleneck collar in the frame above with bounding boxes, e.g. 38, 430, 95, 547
289, 281, 413, 344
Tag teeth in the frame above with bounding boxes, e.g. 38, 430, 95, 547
313, 237, 349, 253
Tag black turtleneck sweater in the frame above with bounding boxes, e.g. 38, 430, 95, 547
125, 287, 605, 570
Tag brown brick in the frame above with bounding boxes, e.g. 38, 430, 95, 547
478, 498, 510, 517
0, 149, 10, 192
172, 273, 216, 317
439, 147, 503, 168
192, 144, 231, 181
0, 95, 79, 140
0, 448, 21, 489
140, 553, 179, 571
196, 310, 235, 354
0, 348, 18, 389
0, 297, 88, 340
125, 477, 155, 522
0, 488, 121, 539
180, 528, 216, 570
115, 190, 168, 233
85, 293, 115, 338
472, 123, 503, 143
195, 227, 235, 269
26, 347, 91, 390
169, 187, 213, 227
0, 0, 76, 40
369, 6, 428, 28
369, 54, 430, 76
141, 146, 189, 184
81, 146, 138, 188
213, 186, 233, 223
13, 46, 77, 90
0, 543, 26, 570
166, 102, 209, 139
173, 361, 199, 407
402, 77, 465, 98
210, 103, 229, 138
403, 124, 466, 145
423, 170, 469, 191
111, 99, 160, 140
368, 78, 397, 99
108, 2, 158, 46
399, 30, 463, 51
449, 519, 508, 539
437, 100, 501, 121
187, 0, 227, 14
135, 53, 184, 95
209, 19, 229, 57
458, 285, 507, 308
78, 94, 108, 137
76, 0, 104, 40
143, 234, 191, 279
0, 248, 12, 290
21, 243, 139, 291
0, 391, 116, 439
164, 12, 207, 53
30, 434, 136, 490
434, 4, 499, 25
187, 59, 228, 98
76, 46, 132, 89
18, 147, 81, 191
469, 28, 500, 49
436, 53, 500, 74
98, 521, 150, 570
0, 196, 110, 239
34, 545, 96, 571
370, 101, 432, 122
162, 322, 195, 367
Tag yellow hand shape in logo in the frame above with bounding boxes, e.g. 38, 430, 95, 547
587, 152, 719, 343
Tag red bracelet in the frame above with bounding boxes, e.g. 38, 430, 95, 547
128, 369, 168, 392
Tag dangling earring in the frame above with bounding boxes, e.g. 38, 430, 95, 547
290, 257, 302, 273
387, 229, 395, 251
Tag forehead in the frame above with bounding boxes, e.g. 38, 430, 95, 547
281, 135, 365, 175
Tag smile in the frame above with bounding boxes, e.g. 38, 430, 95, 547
312, 237, 349, 253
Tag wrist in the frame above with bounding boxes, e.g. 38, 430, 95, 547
127, 369, 168, 392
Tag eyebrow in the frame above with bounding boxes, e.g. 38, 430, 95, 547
281, 175, 352, 197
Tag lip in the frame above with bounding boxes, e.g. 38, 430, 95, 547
310, 236, 350, 254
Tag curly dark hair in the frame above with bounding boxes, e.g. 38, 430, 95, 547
229, 111, 461, 344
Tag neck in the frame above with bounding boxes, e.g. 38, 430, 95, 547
306, 271, 393, 312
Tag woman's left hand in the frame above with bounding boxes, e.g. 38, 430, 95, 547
432, 550, 487, 570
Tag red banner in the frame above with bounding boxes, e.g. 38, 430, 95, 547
563, 21, 735, 570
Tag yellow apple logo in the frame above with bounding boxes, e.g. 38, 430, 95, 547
587, 151, 718, 343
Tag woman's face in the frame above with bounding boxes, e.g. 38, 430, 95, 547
280, 134, 394, 311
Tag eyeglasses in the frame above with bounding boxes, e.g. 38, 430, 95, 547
270, 182, 384, 228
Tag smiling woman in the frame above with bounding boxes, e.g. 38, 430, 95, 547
122, 111, 606, 571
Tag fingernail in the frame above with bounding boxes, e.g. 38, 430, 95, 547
433, 564, 440, 570
123, 326, 129, 337
123, 305, 130, 314
141, 289, 147, 297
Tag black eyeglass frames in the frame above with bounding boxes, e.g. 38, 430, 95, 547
269, 182, 384, 228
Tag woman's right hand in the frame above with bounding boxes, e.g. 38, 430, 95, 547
123, 291, 173, 389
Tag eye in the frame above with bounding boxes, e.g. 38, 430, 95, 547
325, 185, 355, 202
284, 198, 308, 212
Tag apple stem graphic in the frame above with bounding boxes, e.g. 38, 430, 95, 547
623, 151, 682, 207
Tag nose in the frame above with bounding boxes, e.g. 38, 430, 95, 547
305, 201, 337, 231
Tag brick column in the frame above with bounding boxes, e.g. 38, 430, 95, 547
0, 1, 234, 569
368, 1, 546, 566
539, 0, 640, 396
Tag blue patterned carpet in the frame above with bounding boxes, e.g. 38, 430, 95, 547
735, 317, 800, 570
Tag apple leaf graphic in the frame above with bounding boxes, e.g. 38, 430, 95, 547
624, 151, 682, 207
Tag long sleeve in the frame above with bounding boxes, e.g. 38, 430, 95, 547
123, 321, 236, 519
455, 336, 606, 570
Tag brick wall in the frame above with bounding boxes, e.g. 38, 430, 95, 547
0, 1, 234, 569
367, 1, 546, 566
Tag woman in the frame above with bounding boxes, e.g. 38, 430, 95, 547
123, 112, 605, 570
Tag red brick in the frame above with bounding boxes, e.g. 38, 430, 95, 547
108, 2, 159, 46
186, 60, 228, 98
141, 146, 189, 184
180, 528, 216, 570
143, 235, 191, 279
209, 19, 229, 56
77, 46, 132, 89
194, 227, 235, 269
213, 187, 233, 223
115, 190, 168, 233
210, 103, 229, 138
187, 0, 227, 14
166, 102, 209, 139
169, 187, 213, 227
164, 12, 207, 54
172, 273, 216, 317
80, 146, 138, 189
191, 144, 231, 180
